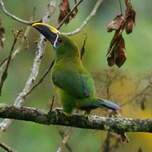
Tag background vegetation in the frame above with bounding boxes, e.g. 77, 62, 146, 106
0, 0, 152, 151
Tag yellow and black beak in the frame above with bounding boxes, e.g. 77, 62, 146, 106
32, 23, 60, 45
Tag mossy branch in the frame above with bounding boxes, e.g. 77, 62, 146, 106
0, 104, 152, 133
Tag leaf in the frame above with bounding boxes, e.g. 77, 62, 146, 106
0, 18, 5, 50
107, 15, 125, 32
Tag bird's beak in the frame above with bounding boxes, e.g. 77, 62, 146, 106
32, 23, 60, 45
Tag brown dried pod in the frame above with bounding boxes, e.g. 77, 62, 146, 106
58, 0, 78, 24
107, 33, 118, 67
69, 0, 78, 20
71, 7, 78, 18
106, 0, 136, 67
115, 35, 126, 67
125, 19, 133, 34
107, 50, 115, 67
125, 2, 136, 34
58, 0, 71, 24
107, 34, 126, 67
107, 15, 125, 32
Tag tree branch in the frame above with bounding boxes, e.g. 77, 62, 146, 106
0, 142, 16, 152
0, 0, 56, 131
0, 30, 22, 95
0, 0, 40, 25
0, 104, 152, 133
62, 0, 104, 36
25, 60, 55, 97
57, 128, 73, 152
0, 25, 31, 74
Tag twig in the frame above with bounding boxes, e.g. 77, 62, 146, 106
62, 0, 104, 36
101, 70, 121, 152
57, 129, 73, 152
0, 57, 8, 67
0, 22, 31, 74
0, 142, 15, 152
0, 0, 56, 131
138, 147, 143, 152
0, 104, 152, 132
32, 6, 37, 20
121, 81, 152, 107
0, 30, 22, 95
0, 0, 40, 25
118, 0, 123, 15
49, 95, 55, 111
110, 138, 121, 152
25, 60, 55, 97
102, 132, 111, 152
57, 0, 85, 29
0, 34, 45, 131
125, 0, 132, 6
74, 0, 78, 4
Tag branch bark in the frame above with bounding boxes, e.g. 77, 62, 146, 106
0, 142, 15, 152
0, 104, 152, 133
0, 0, 40, 25
0, 0, 56, 131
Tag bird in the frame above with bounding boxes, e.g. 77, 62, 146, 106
32, 23, 120, 114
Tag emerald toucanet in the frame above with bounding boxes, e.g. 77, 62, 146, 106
32, 23, 120, 114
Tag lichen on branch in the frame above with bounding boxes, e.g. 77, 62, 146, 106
0, 104, 152, 133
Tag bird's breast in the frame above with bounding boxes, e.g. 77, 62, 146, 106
51, 60, 96, 99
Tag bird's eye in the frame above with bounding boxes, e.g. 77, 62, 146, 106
58, 37, 62, 44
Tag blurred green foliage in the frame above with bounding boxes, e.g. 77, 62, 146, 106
0, 0, 152, 152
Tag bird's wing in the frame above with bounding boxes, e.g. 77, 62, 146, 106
52, 68, 95, 99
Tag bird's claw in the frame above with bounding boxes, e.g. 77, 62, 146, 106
63, 112, 71, 117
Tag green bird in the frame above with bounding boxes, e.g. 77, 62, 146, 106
32, 23, 120, 114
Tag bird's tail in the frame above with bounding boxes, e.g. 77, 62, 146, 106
79, 98, 120, 111
94, 98, 120, 111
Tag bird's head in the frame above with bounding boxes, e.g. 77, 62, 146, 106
32, 23, 79, 58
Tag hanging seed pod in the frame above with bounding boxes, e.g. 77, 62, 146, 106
107, 14, 125, 32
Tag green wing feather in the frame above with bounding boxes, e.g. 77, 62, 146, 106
52, 61, 95, 99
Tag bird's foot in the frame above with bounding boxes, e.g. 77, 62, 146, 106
55, 107, 63, 110
55, 107, 63, 113
83, 111, 90, 119
63, 111, 71, 117
48, 107, 63, 115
